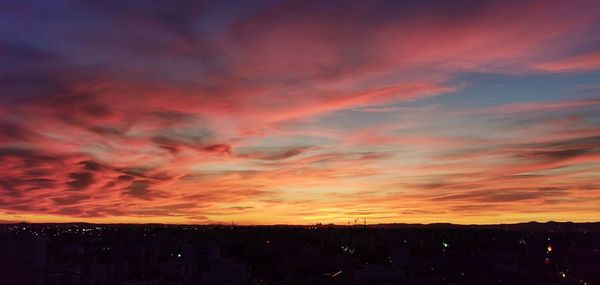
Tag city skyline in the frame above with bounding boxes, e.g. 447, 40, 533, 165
1, 0, 600, 225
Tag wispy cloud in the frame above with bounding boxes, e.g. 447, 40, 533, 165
0, 0, 599, 224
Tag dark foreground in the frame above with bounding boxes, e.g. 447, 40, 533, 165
1, 222, 599, 285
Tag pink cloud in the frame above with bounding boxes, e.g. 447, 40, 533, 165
1, 1, 600, 224
535, 51, 600, 72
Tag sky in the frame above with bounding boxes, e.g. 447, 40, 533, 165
1, 0, 600, 225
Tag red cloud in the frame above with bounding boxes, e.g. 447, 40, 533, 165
1, 1, 600, 224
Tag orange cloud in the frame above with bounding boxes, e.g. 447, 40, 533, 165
1, 1, 600, 224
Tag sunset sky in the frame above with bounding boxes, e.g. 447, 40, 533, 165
1, 0, 600, 225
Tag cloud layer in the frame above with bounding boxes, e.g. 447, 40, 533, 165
1, 0, 600, 224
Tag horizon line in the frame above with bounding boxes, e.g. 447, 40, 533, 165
3, 220, 599, 226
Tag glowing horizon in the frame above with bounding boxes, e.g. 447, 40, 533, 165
1, 1, 600, 225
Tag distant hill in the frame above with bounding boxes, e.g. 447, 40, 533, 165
372, 221, 600, 233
